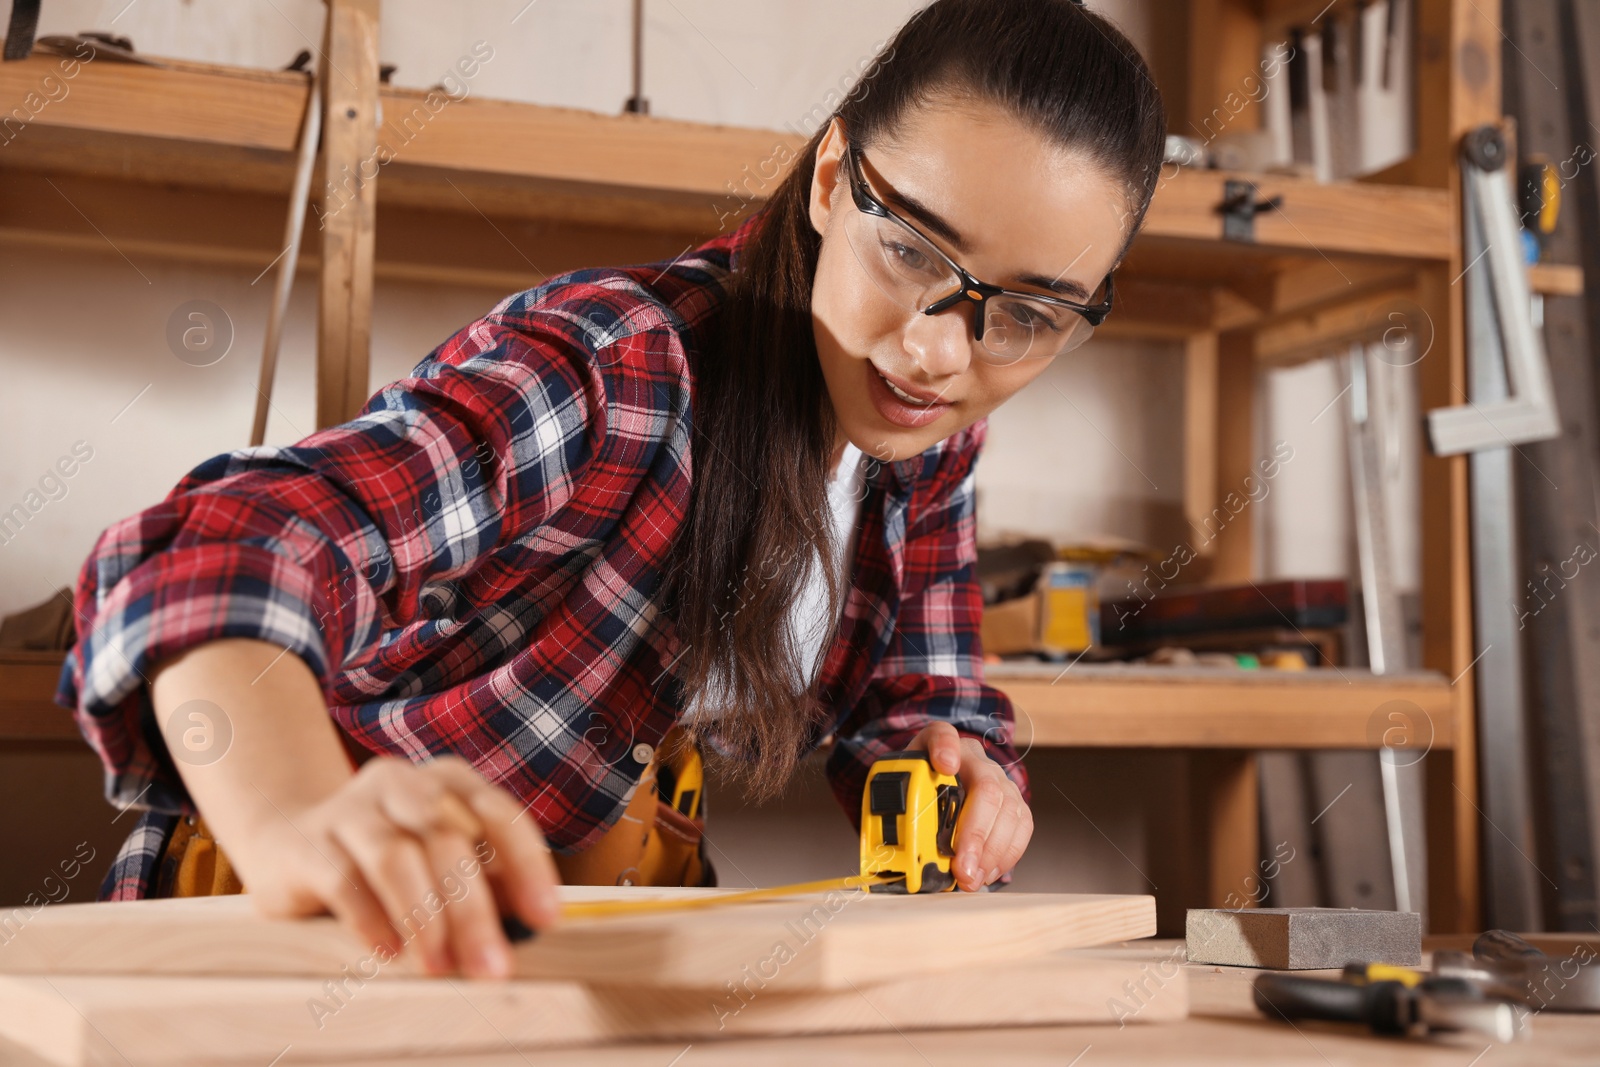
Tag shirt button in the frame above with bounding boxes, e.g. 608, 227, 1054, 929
632, 743, 655, 765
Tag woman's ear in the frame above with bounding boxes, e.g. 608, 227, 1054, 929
808, 117, 848, 237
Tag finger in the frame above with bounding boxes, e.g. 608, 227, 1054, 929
287, 834, 400, 958
994, 802, 1035, 879
911, 722, 962, 777
331, 814, 454, 976
954, 773, 1006, 891
980, 800, 1024, 885
423, 827, 512, 980
427, 759, 564, 931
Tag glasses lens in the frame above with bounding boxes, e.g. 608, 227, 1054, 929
980, 272, 1108, 364
841, 203, 958, 312
981, 296, 1095, 364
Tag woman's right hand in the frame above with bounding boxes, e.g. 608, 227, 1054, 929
235, 754, 563, 979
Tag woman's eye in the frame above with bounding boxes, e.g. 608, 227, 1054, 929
883, 239, 940, 276
1006, 303, 1065, 332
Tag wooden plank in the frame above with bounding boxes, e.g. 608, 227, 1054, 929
12, 937, 1600, 1065
0, 652, 77, 744
1142, 170, 1454, 260
316, 0, 381, 430
0, 950, 1186, 1066
1528, 262, 1584, 296
0, 170, 698, 292
0, 49, 1454, 260
989, 665, 1455, 749
0, 890, 1156, 990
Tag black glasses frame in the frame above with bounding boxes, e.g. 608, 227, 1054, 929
841, 139, 1115, 346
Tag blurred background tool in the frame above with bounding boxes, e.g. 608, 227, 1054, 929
1433, 930, 1600, 1012
1253, 968, 1524, 1042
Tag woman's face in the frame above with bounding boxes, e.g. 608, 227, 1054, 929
808, 99, 1133, 463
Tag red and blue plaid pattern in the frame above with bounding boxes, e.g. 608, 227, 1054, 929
56, 212, 1028, 900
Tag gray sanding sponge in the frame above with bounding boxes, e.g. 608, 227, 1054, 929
1185, 907, 1422, 969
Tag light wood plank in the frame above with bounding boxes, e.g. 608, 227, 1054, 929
0, 949, 1185, 1066
0, 51, 1454, 261
990, 665, 1456, 749
0, 890, 1156, 991
1528, 262, 1583, 296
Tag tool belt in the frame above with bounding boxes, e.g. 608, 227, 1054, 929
159, 726, 713, 897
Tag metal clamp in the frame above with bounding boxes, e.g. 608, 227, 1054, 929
1220, 180, 1284, 242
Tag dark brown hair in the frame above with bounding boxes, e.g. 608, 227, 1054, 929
666, 0, 1167, 798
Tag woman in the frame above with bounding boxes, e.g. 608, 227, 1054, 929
57, 0, 1165, 979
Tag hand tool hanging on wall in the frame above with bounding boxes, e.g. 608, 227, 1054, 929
1424, 123, 1560, 930
623, 0, 649, 114
250, 49, 324, 447
1342, 342, 1428, 924
1427, 126, 1560, 453
2, 0, 39, 60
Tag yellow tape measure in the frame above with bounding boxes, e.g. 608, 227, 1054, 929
499, 750, 964, 937
558, 873, 897, 921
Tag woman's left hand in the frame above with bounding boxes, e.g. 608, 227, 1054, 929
906, 721, 1033, 892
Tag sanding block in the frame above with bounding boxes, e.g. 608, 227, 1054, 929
1186, 907, 1422, 969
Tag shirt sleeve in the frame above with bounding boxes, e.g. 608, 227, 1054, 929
54, 302, 631, 815
824, 422, 1031, 830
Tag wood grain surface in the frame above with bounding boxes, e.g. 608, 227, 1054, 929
0, 889, 1157, 990
0, 949, 1185, 1066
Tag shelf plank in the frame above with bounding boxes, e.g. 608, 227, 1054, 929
988, 665, 1454, 750
0, 52, 1455, 272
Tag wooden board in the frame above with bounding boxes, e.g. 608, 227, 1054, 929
0, 948, 1186, 1066
0, 890, 1156, 991
987, 665, 1454, 749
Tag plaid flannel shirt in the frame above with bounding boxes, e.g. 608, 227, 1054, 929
55, 211, 1029, 901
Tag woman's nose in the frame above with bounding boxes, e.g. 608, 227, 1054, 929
900, 304, 973, 379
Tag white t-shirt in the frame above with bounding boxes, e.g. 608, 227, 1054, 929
684, 442, 866, 721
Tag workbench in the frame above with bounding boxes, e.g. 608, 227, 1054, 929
0, 939, 1592, 1065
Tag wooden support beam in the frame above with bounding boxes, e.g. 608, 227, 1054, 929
1187, 0, 1267, 142
1254, 287, 1420, 366
1205, 330, 1260, 583
316, 0, 381, 430
1418, 258, 1479, 936
1410, 0, 1498, 936
1194, 750, 1261, 909
1184, 333, 1221, 558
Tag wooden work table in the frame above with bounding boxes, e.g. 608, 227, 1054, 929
0, 939, 1591, 1065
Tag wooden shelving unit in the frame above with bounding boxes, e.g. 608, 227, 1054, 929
0, 0, 1519, 931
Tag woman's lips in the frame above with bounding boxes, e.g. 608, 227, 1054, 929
866, 363, 953, 429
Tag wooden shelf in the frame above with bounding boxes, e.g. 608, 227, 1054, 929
0, 651, 79, 744
988, 663, 1454, 750
1, 52, 1450, 337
